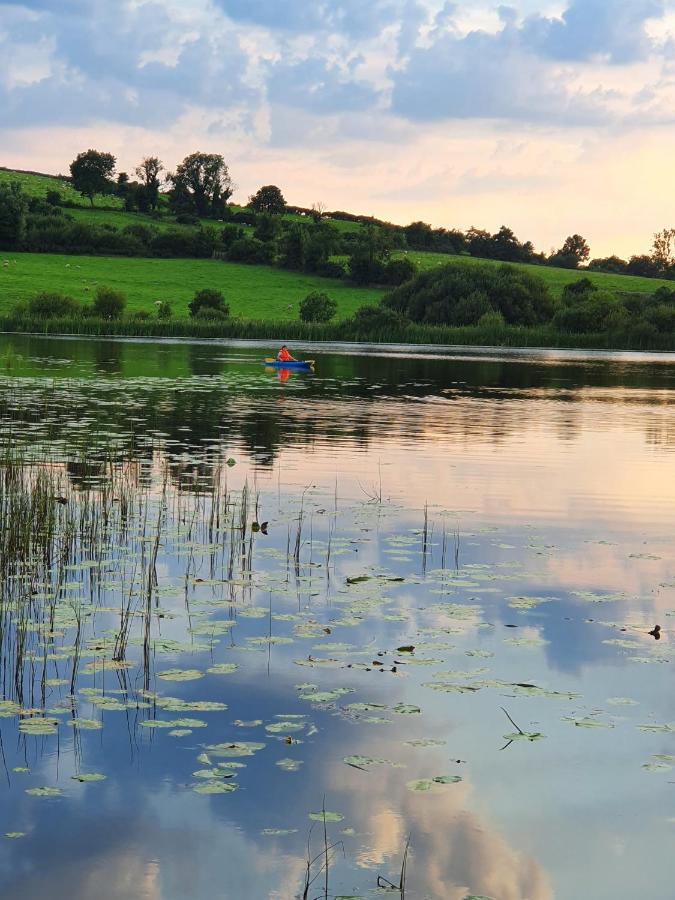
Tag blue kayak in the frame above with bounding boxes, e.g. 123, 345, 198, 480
264, 358, 314, 370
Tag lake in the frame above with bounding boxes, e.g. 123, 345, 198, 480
0, 335, 673, 900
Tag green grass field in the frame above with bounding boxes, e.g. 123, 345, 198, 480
0, 167, 125, 210
0, 252, 383, 320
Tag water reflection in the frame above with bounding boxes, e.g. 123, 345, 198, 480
0, 338, 673, 899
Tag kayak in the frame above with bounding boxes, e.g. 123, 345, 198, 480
264, 358, 314, 370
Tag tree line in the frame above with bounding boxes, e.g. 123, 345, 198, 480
2, 147, 675, 284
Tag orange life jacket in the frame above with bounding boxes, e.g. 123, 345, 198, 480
277, 348, 292, 361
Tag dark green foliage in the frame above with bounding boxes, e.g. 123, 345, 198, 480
26, 292, 80, 318
0, 181, 28, 248
299, 291, 337, 323
553, 290, 627, 333
562, 277, 597, 302
351, 304, 408, 331
550, 234, 590, 269
168, 152, 233, 218
93, 286, 126, 319
193, 306, 230, 321
254, 215, 282, 243
588, 256, 627, 274
176, 212, 199, 225
227, 238, 273, 265
156, 301, 172, 320
626, 255, 662, 277
383, 262, 553, 326
383, 257, 417, 286
249, 185, 286, 216
312, 260, 345, 279
188, 288, 230, 318
221, 225, 245, 249
69, 150, 116, 207
279, 225, 307, 270
46, 190, 62, 206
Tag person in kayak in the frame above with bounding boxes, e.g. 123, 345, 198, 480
277, 345, 297, 362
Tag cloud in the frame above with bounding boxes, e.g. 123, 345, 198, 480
216, 0, 421, 37
524, 0, 665, 64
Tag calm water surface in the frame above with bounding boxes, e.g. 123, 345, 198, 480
0, 336, 674, 900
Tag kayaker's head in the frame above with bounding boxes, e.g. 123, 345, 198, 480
281, 345, 288, 349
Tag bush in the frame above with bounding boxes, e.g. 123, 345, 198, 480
451, 290, 493, 326
384, 263, 553, 326
478, 310, 506, 328
384, 257, 418, 286
562, 278, 597, 303
26, 291, 80, 318
312, 260, 345, 280
351, 304, 408, 331
156, 301, 172, 320
553, 290, 625, 333
227, 237, 273, 265
176, 212, 199, 225
642, 304, 675, 332
93, 287, 126, 319
193, 306, 229, 321
221, 225, 245, 249
299, 292, 337, 323
45, 190, 62, 206
189, 288, 230, 318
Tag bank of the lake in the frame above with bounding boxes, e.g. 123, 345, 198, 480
2, 314, 674, 352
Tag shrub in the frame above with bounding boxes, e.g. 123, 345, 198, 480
93, 286, 126, 319
299, 292, 337, 323
193, 306, 229, 321
227, 237, 273, 265
45, 189, 62, 206
384, 257, 418, 286
156, 301, 172, 320
189, 288, 229, 318
384, 262, 553, 326
562, 278, 597, 303
451, 290, 494, 325
477, 310, 506, 328
553, 290, 624, 333
642, 304, 675, 332
26, 292, 80, 318
352, 304, 408, 331
176, 212, 199, 225
312, 260, 345, 279
221, 225, 245, 249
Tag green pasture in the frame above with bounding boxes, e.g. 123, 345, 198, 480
0, 252, 383, 320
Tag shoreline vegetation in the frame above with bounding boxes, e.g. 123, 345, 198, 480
2, 315, 674, 353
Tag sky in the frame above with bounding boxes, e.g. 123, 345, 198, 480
2, 0, 675, 257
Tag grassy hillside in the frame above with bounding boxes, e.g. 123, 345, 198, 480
0, 167, 124, 209
0, 252, 383, 320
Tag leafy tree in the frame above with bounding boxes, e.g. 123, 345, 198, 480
587, 256, 627, 274
299, 292, 337, 323
254, 214, 282, 243
135, 157, 164, 210
188, 288, 230, 318
0, 181, 28, 248
626, 255, 662, 278
383, 263, 553, 326
405, 221, 434, 250
45, 189, 62, 207
156, 301, 172, 320
305, 221, 340, 272
562, 278, 597, 303
69, 150, 116, 206
652, 228, 675, 270
551, 234, 590, 268
383, 257, 417, 286
249, 185, 286, 216
279, 224, 308, 270
168, 153, 234, 217
93, 286, 126, 319
553, 290, 626, 333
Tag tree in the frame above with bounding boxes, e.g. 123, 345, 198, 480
93, 287, 126, 319
299, 291, 337, 323
168, 153, 233, 217
652, 228, 675, 270
69, 150, 116, 207
135, 157, 164, 211
188, 288, 230, 318
0, 181, 28, 248
405, 221, 434, 250
311, 201, 326, 223
552, 234, 590, 268
249, 185, 286, 216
